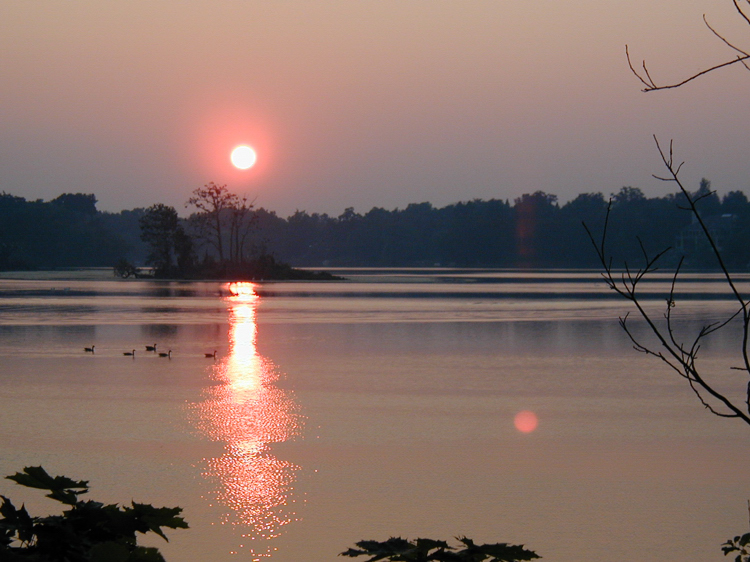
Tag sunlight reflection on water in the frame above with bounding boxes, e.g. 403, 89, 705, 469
190, 282, 304, 560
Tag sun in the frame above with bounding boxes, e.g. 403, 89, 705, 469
231, 145, 257, 169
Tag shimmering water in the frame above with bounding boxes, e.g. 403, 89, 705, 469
0, 269, 748, 562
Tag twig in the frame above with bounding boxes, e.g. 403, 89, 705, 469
583, 140, 750, 424
626, 10, 750, 92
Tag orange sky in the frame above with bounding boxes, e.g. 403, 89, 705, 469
1, 1, 749, 216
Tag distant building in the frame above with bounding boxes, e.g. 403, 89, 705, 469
676, 213, 738, 255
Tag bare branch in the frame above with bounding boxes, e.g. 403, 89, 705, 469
586, 140, 750, 425
627, 22, 750, 92
704, 14, 750, 57
626, 45, 655, 90
639, 54, 750, 91
617, 2, 750, 424
653, 136, 748, 309
732, 0, 750, 27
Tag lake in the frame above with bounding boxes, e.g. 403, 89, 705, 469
0, 268, 748, 562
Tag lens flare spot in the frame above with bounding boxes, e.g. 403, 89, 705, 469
514, 410, 538, 433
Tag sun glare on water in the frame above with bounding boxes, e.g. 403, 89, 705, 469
231, 145, 257, 170
191, 280, 303, 558
227, 282, 258, 298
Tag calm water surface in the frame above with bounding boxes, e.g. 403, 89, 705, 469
0, 269, 748, 562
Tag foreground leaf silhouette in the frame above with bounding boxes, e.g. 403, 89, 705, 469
722, 532, 750, 562
340, 536, 540, 562
0, 466, 188, 562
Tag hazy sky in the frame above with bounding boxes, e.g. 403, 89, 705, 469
2, 1, 749, 217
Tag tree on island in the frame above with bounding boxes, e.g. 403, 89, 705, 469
186, 182, 257, 264
183, 182, 339, 280
139, 204, 195, 277
130, 183, 340, 280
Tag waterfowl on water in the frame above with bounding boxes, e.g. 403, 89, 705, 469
158, 350, 172, 358
84, 346, 95, 353
123, 350, 136, 356
204, 350, 216, 358
145, 343, 157, 352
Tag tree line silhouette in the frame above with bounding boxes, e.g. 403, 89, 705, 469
1, 180, 749, 272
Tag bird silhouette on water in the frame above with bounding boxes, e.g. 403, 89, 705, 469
84, 346, 95, 353
204, 350, 216, 358
123, 350, 136, 357
158, 350, 172, 358
145, 343, 157, 352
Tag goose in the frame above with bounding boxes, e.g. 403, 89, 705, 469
158, 350, 172, 358
145, 343, 157, 352
204, 350, 217, 358
84, 345, 95, 353
123, 350, 136, 357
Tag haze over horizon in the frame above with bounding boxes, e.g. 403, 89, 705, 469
2, 1, 750, 217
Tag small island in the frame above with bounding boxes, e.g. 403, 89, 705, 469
115, 253, 341, 281
120, 182, 342, 281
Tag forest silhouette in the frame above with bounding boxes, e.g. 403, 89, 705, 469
1, 181, 748, 272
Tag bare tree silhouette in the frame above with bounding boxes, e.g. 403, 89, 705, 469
585, 136, 750, 426
627, 1, 750, 91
